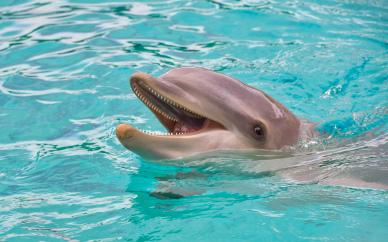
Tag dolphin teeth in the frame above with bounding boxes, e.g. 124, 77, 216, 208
134, 86, 181, 123
132, 80, 206, 136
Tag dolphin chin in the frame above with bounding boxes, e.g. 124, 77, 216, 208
116, 67, 307, 160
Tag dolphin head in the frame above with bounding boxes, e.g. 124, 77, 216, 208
116, 67, 301, 159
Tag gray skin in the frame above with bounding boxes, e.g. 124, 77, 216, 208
116, 67, 306, 160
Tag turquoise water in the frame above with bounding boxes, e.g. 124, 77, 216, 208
0, 0, 387, 241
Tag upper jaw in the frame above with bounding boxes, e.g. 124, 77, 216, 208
131, 72, 221, 121
128, 72, 226, 136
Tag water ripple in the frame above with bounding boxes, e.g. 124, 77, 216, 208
0, 0, 387, 241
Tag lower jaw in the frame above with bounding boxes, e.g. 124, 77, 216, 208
116, 123, 230, 159
134, 124, 220, 137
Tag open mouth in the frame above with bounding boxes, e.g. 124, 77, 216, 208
131, 77, 224, 136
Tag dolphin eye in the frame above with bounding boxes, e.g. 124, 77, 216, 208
253, 124, 265, 139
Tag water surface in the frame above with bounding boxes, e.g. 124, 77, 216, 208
0, 0, 387, 241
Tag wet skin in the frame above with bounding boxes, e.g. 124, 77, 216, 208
116, 67, 307, 160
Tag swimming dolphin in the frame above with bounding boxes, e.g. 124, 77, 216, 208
116, 67, 311, 159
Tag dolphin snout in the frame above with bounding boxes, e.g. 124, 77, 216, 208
116, 124, 134, 140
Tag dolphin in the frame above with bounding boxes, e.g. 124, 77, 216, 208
116, 67, 313, 159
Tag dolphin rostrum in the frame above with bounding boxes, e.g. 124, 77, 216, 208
116, 67, 312, 159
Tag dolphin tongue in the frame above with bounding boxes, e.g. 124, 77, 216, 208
173, 121, 199, 133
172, 119, 223, 134
172, 110, 205, 133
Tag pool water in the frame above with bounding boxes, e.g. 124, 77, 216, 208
0, 0, 387, 241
